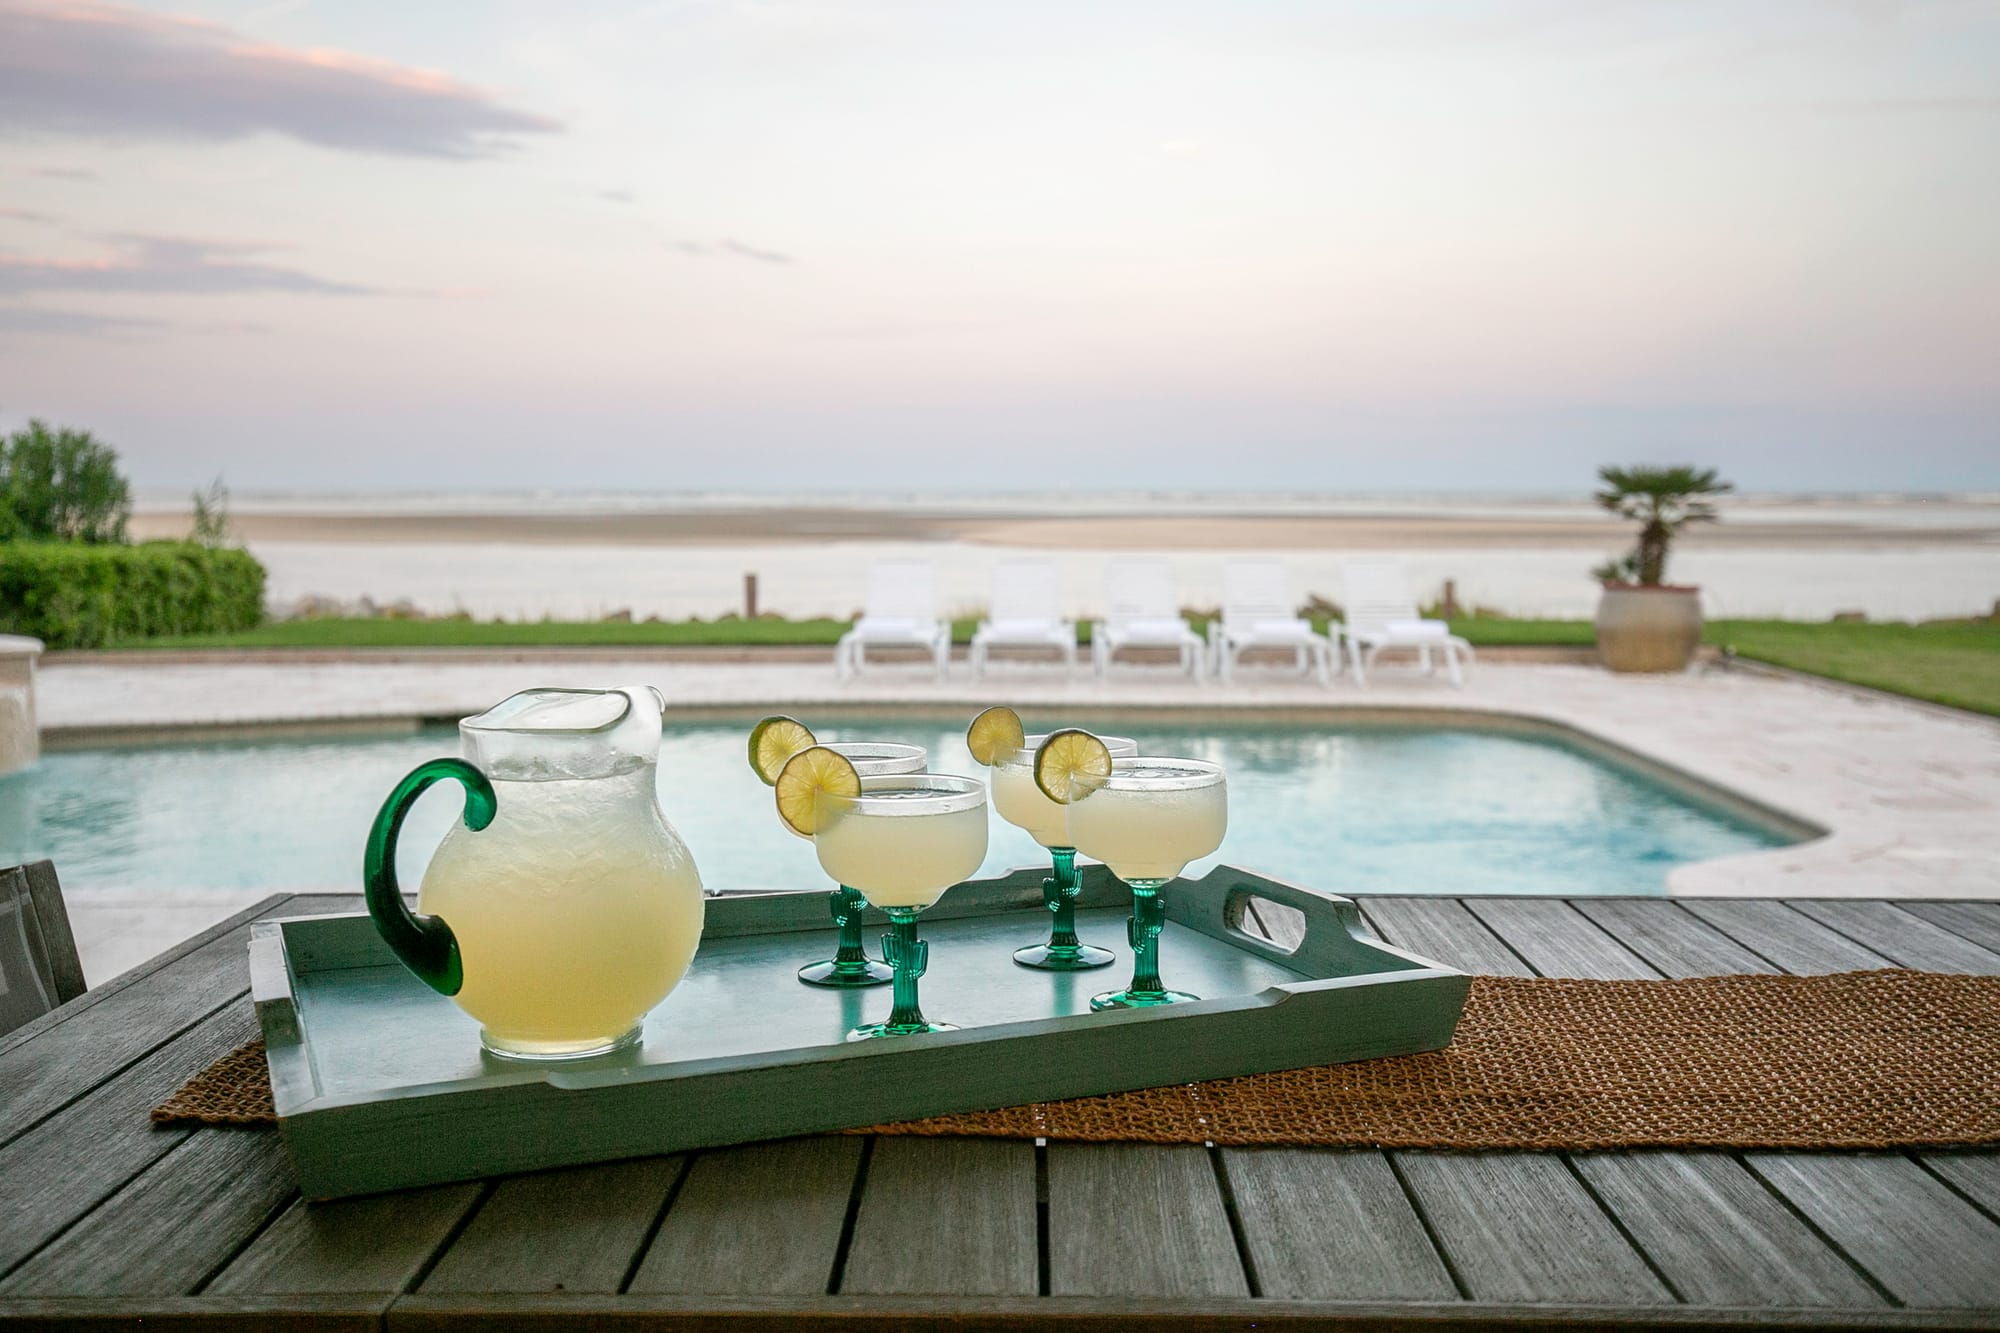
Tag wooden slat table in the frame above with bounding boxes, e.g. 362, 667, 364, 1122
3, 893, 1998, 1330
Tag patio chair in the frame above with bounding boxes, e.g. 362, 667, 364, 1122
834, 560, 951, 680
1, 860, 86, 1038
1210, 559, 1336, 687
1091, 558, 1206, 679
1341, 560, 1474, 688
969, 559, 1078, 678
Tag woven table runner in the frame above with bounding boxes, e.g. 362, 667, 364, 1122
154, 970, 2000, 1150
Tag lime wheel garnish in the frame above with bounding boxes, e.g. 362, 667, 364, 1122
774, 744, 862, 837
1033, 728, 1113, 804
748, 715, 816, 786
965, 705, 1026, 766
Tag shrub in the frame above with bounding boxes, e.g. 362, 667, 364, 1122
0, 421, 132, 544
1591, 464, 1732, 586
0, 542, 265, 648
189, 475, 233, 548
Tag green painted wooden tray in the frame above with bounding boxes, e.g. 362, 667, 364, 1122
250, 864, 1469, 1199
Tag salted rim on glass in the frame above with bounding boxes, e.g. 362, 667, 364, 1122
818, 773, 988, 818
824, 741, 928, 776
995, 733, 1139, 767
1074, 756, 1225, 794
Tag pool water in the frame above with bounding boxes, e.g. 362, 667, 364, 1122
0, 718, 1797, 899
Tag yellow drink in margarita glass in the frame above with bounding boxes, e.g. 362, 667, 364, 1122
816, 774, 988, 1038
795, 741, 926, 989
1065, 757, 1227, 1010
990, 732, 1136, 970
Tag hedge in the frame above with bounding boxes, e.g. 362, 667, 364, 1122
0, 542, 266, 649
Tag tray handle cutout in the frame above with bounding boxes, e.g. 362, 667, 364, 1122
1219, 883, 1318, 963
1232, 892, 1306, 956
1194, 866, 1392, 976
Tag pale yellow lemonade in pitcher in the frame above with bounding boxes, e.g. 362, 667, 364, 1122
420, 762, 704, 1056
365, 686, 704, 1061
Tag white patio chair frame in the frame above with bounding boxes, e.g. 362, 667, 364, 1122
1090, 558, 1206, 680
969, 559, 1077, 678
1208, 559, 1336, 687
834, 560, 951, 681
1341, 560, 1474, 688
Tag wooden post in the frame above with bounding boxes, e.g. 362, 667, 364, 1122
744, 572, 759, 619
1441, 579, 1460, 620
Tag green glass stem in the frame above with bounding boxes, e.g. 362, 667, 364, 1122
882, 910, 930, 1029
1013, 848, 1115, 971
1091, 880, 1197, 1010
1044, 848, 1084, 949
831, 886, 874, 966
1125, 883, 1168, 994
847, 906, 957, 1038
798, 887, 892, 988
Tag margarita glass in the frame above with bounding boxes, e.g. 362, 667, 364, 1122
797, 742, 928, 988
815, 774, 988, 1039
991, 732, 1138, 970
1065, 757, 1227, 1010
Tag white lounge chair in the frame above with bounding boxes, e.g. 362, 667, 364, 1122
1210, 559, 1335, 687
835, 560, 950, 680
969, 560, 1077, 678
1091, 558, 1205, 679
1341, 560, 1473, 688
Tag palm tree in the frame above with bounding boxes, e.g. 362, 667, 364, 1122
1592, 465, 1732, 586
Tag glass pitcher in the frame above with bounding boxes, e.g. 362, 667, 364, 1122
363, 686, 705, 1060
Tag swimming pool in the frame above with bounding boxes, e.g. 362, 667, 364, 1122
1, 712, 1806, 899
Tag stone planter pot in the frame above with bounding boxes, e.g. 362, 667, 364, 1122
0, 634, 42, 777
1594, 585, 1702, 673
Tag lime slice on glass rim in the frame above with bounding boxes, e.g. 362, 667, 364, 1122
965, 705, 1026, 766
774, 745, 862, 838
748, 715, 817, 786
1033, 728, 1113, 804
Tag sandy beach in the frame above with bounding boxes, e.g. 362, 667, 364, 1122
116, 495, 2000, 622
126, 503, 2000, 552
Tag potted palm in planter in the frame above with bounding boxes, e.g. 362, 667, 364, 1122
1591, 464, 1732, 672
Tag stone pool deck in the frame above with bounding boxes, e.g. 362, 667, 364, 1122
28, 649, 2000, 982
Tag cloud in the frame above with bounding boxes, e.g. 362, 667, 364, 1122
670, 237, 795, 265
0, 0, 561, 159
0, 302, 273, 337
0, 207, 60, 223
0, 232, 375, 295
598, 188, 637, 204
0, 304, 161, 336
26, 165, 96, 180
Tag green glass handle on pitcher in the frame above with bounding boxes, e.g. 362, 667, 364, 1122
363, 758, 497, 997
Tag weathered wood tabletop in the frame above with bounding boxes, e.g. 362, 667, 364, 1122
3, 893, 1997, 1331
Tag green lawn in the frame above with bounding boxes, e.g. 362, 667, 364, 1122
1705, 618, 2000, 717
1441, 617, 1599, 647
105, 613, 2000, 718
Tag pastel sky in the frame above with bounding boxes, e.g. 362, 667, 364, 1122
2, 0, 1996, 493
